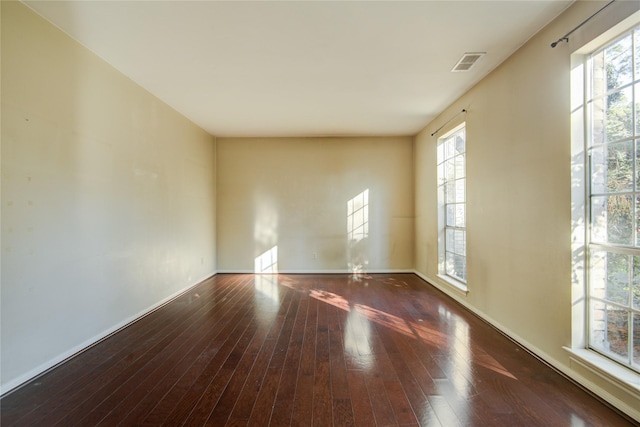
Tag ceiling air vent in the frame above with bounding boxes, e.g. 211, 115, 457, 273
451, 52, 486, 72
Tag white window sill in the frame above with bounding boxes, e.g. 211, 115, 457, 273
437, 274, 469, 295
563, 347, 640, 398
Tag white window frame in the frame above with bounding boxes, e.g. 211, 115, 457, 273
586, 25, 639, 373
437, 123, 467, 291
569, 12, 640, 400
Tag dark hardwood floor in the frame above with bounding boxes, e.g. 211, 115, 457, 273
1, 273, 637, 426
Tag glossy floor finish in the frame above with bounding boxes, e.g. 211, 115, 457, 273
1, 274, 636, 426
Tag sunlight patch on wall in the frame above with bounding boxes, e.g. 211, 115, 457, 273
347, 189, 369, 273
347, 189, 369, 242
254, 245, 278, 273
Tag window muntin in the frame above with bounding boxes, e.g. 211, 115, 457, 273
438, 125, 467, 284
587, 26, 640, 372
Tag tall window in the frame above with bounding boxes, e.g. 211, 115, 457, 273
586, 26, 640, 372
437, 124, 467, 284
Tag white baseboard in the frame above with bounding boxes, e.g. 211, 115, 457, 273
0, 272, 216, 397
216, 269, 415, 274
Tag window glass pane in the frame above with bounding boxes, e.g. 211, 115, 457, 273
605, 33, 633, 91
634, 256, 640, 310
446, 205, 455, 227
455, 179, 465, 203
636, 29, 640, 80
635, 84, 640, 136
634, 313, 640, 367
455, 203, 465, 228
446, 252, 466, 282
445, 138, 455, 158
590, 195, 633, 245
590, 301, 629, 360
456, 230, 466, 255
446, 182, 456, 203
445, 252, 454, 276
606, 86, 633, 142
636, 196, 640, 247
446, 228, 454, 252
636, 139, 640, 190
455, 254, 466, 281
608, 141, 633, 192
590, 250, 630, 304
445, 203, 464, 228
451, 230, 465, 255
607, 252, 630, 305
455, 154, 465, 179
445, 229, 466, 256
455, 132, 465, 154
591, 141, 633, 193
445, 158, 456, 181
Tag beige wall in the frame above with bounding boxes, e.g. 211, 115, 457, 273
1, 2, 216, 392
217, 137, 414, 273
415, 0, 640, 419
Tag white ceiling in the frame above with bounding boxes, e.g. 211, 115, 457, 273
24, 1, 573, 137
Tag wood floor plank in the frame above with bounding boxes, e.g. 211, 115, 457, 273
385, 379, 419, 426
138, 278, 257, 425
1, 273, 636, 427
328, 334, 350, 399
245, 366, 283, 426
364, 371, 398, 426
289, 296, 318, 426
312, 300, 333, 426
162, 290, 259, 423
75, 276, 255, 426
131, 293, 258, 425
346, 369, 377, 427
182, 312, 259, 424
216, 284, 299, 425
267, 295, 309, 426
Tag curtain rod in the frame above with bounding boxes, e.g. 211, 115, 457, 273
550, 0, 616, 48
431, 109, 466, 137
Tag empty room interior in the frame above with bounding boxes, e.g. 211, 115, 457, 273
3, 0, 640, 425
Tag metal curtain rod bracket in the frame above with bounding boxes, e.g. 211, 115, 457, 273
550, 0, 616, 48
431, 109, 467, 137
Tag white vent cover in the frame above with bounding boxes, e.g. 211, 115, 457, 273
451, 52, 486, 72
